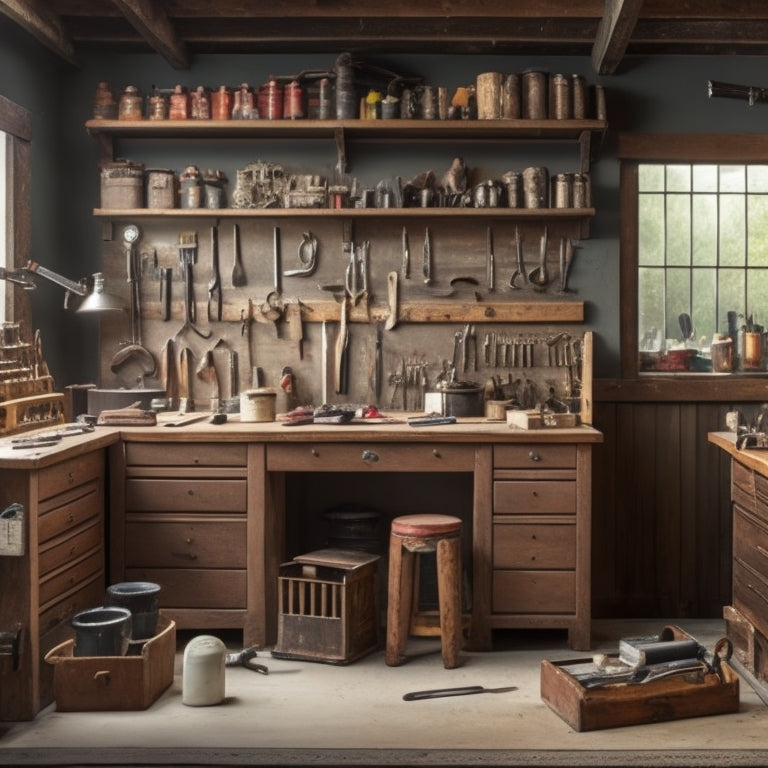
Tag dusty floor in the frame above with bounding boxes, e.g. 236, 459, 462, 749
1, 619, 767, 767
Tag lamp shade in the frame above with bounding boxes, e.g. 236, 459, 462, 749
76, 273, 125, 314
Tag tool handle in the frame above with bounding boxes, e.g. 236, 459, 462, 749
403, 685, 485, 701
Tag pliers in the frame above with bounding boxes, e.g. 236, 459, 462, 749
225, 646, 269, 674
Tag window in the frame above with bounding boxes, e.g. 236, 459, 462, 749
619, 134, 768, 379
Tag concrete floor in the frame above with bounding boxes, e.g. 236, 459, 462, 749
1, 619, 767, 767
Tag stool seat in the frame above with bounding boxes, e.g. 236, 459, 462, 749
386, 513, 464, 669
391, 514, 462, 538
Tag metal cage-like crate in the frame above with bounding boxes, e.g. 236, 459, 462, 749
273, 548, 380, 664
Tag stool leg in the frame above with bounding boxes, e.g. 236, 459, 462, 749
386, 536, 414, 666
436, 535, 462, 669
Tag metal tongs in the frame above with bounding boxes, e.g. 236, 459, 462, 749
10, 422, 95, 449
225, 646, 269, 675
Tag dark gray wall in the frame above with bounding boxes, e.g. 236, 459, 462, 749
3, 18, 768, 385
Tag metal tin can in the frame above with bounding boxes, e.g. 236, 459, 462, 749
211, 86, 232, 120
572, 74, 587, 119
146, 169, 176, 209
501, 73, 521, 119
522, 166, 549, 208
148, 93, 166, 120
572, 172, 591, 208
118, 86, 143, 121
190, 86, 210, 120
240, 388, 277, 422
476, 72, 502, 119
334, 52, 357, 120
420, 86, 437, 120
92, 81, 117, 120
502, 171, 522, 207
522, 70, 547, 119
594, 84, 607, 120
258, 79, 283, 120
168, 85, 189, 120
552, 173, 571, 208
283, 81, 303, 119
232, 83, 256, 119
100, 160, 144, 208
550, 73, 571, 120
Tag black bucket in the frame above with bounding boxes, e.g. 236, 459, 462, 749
106, 581, 161, 640
71, 606, 132, 657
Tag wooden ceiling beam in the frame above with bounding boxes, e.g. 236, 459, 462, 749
0, 0, 79, 66
592, 0, 643, 75
110, 0, 189, 69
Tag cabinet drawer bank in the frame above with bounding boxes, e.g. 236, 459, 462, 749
0, 421, 601, 719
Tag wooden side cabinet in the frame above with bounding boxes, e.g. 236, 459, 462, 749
489, 442, 592, 650
0, 448, 105, 720
109, 440, 262, 645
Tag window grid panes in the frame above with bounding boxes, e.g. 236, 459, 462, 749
638, 163, 768, 373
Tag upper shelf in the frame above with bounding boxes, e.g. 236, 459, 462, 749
85, 118, 607, 173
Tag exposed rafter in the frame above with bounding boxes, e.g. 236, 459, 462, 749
592, 0, 643, 75
110, 0, 189, 69
0, 0, 78, 66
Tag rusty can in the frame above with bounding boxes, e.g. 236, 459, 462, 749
476, 72, 502, 119
190, 86, 210, 120
522, 166, 549, 208
572, 74, 587, 119
501, 73, 521, 119
148, 93, 166, 120
283, 81, 304, 119
146, 169, 176, 209
118, 86, 143, 121
593, 84, 607, 120
572, 172, 591, 208
522, 70, 547, 119
552, 173, 571, 208
259, 79, 284, 120
100, 160, 144, 208
92, 81, 117, 120
502, 171, 522, 208
232, 83, 256, 119
334, 52, 356, 120
550, 73, 571, 120
211, 86, 232, 120
420, 86, 437, 120
168, 85, 189, 120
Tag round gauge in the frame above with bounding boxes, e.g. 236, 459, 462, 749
123, 224, 140, 244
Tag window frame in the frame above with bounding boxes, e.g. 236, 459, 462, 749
618, 134, 768, 400
0, 93, 31, 329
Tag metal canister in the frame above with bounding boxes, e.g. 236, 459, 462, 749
118, 86, 143, 121
148, 93, 166, 120
594, 84, 607, 120
476, 72, 502, 119
168, 85, 189, 120
100, 160, 144, 208
420, 86, 437, 120
501, 73, 521, 119
572, 172, 591, 208
552, 173, 571, 208
146, 169, 176, 209
211, 86, 232, 120
190, 86, 210, 120
283, 81, 303, 119
502, 171, 522, 208
572, 74, 587, 119
258, 79, 283, 120
92, 81, 117, 120
334, 52, 357, 120
232, 83, 256, 119
522, 166, 549, 208
179, 165, 203, 209
549, 73, 570, 120
522, 70, 547, 119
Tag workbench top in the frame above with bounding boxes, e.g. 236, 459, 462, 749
709, 431, 768, 476
0, 414, 603, 468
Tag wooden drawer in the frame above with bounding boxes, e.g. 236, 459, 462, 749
125, 517, 247, 568
38, 572, 104, 636
37, 481, 101, 545
493, 570, 575, 614
268, 442, 475, 472
494, 480, 576, 515
494, 444, 576, 470
734, 507, 768, 583
125, 442, 247, 467
124, 568, 246, 609
733, 559, 768, 636
733, 459, 756, 496
38, 549, 103, 608
39, 520, 102, 578
37, 451, 103, 502
493, 520, 575, 569
126, 478, 247, 512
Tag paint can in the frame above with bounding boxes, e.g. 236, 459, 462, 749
240, 388, 277, 422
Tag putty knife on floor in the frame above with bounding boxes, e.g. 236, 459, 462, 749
403, 685, 517, 701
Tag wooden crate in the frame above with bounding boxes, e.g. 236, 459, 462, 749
44, 615, 175, 711
541, 626, 740, 731
273, 548, 379, 664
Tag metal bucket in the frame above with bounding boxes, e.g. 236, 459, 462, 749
100, 160, 144, 209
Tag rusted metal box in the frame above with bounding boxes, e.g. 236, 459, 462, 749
273, 548, 379, 664
44, 615, 175, 711
541, 626, 740, 731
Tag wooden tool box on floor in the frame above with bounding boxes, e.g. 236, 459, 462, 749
44, 615, 175, 711
540, 626, 740, 731
273, 548, 380, 664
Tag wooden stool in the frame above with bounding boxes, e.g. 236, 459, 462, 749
385, 513, 463, 668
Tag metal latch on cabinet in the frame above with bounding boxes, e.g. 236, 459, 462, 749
0, 502, 24, 556
0, 624, 23, 671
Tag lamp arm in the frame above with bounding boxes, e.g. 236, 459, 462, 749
0, 266, 37, 289
25, 260, 88, 297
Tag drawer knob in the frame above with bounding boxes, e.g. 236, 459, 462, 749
67, 471, 74, 484
187, 489, 195, 496
528, 451, 541, 462
433, 449, 441, 458
311, 448, 319, 457
361, 449, 379, 464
